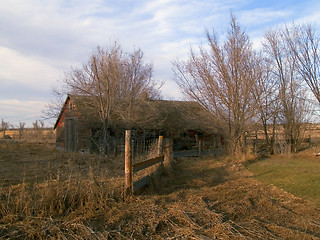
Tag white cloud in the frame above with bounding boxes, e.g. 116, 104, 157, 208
161, 79, 184, 100
0, 46, 60, 87
0, 1, 120, 63
0, 99, 49, 127
238, 8, 292, 26
251, 36, 264, 51
293, 7, 320, 25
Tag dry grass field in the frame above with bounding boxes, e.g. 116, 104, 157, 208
1, 140, 320, 239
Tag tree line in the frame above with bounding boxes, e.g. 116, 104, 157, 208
0, 119, 53, 140
49, 14, 320, 156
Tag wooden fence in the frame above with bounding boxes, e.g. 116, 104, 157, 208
125, 130, 169, 196
124, 130, 227, 196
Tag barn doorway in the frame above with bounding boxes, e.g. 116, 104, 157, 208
65, 118, 77, 152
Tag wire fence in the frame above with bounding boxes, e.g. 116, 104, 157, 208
131, 136, 160, 164
124, 130, 167, 196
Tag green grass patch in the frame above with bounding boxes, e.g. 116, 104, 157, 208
247, 154, 320, 206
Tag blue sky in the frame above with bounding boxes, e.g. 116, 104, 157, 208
1, 0, 320, 127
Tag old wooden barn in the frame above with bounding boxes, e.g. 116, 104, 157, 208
53, 95, 219, 153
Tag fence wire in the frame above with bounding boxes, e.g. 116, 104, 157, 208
130, 135, 160, 164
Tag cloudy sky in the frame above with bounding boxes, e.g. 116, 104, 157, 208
1, 0, 320, 127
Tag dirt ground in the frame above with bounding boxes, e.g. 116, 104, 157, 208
1, 141, 320, 239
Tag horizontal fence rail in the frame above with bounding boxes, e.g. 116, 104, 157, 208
132, 155, 164, 193
132, 155, 164, 174
133, 175, 150, 192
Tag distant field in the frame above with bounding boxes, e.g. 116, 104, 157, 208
0, 128, 55, 142
247, 148, 320, 206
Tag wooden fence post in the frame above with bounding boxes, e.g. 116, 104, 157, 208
125, 130, 132, 197
198, 139, 202, 158
164, 138, 173, 169
158, 135, 163, 155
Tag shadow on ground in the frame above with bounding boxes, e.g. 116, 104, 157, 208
157, 157, 230, 195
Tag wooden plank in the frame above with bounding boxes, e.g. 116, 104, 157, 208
132, 155, 164, 173
133, 175, 150, 192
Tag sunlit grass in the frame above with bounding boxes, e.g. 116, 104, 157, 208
247, 153, 320, 206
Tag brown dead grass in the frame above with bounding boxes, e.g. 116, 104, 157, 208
0, 141, 124, 186
1, 141, 320, 239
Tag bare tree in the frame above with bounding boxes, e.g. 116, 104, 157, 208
263, 28, 309, 153
18, 121, 25, 140
251, 56, 280, 154
173, 15, 261, 154
1, 119, 11, 139
53, 42, 161, 153
33, 120, 45, 140
285, 24, 320, 105
33, 120, 45, 129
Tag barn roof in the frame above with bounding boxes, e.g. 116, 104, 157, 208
53, 94, 100, 130
54, 95, 214, 134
